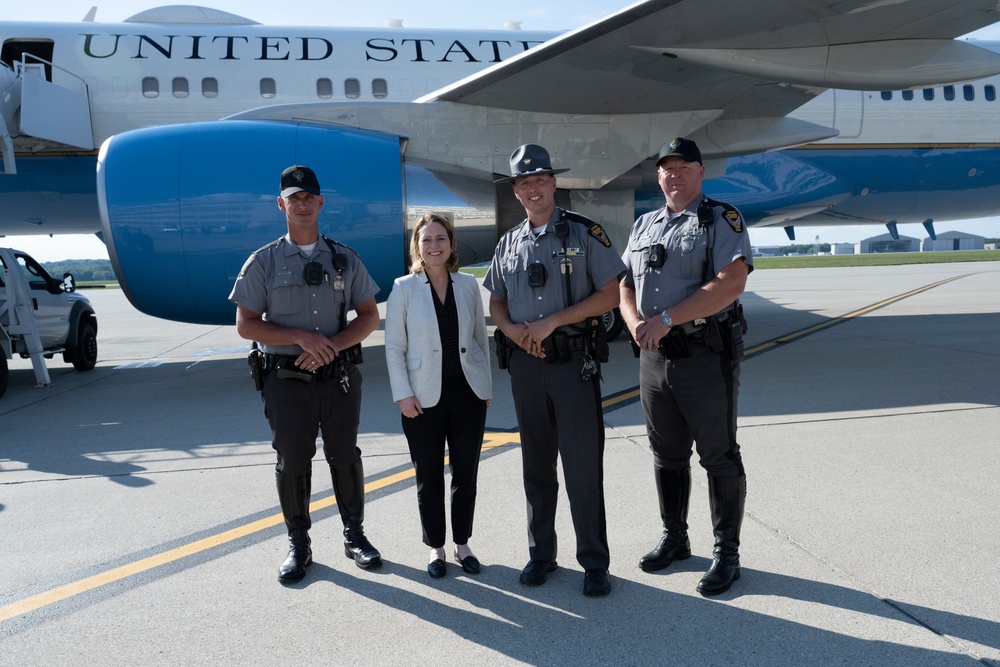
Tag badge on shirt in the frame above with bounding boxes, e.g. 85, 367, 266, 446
333, 274, 345, 292
588, 224, 612, 247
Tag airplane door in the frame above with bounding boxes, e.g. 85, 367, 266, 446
1, 39, 53, 81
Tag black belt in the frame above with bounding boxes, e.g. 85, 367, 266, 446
656, 326, 709, 359
264, 354, 337, 381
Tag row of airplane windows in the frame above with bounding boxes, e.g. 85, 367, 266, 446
880, 84, 998, 102
140, 76, 390, 100
141, 77, 1000, 102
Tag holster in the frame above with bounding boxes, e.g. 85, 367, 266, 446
589, 318, 610, 363
720, 301, 747, 360
494, 329, 512, 370
341, 343, 364, 365
658, 327, 691, 359
248, 345, 266, 391
541, 331, 571, 363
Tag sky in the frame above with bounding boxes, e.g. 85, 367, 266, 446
4, 1, 1000, 260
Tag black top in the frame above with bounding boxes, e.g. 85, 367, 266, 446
430, 277, 463, 378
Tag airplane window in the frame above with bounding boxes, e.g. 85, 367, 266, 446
880, 91, 892, 101
260, 78, 276, 99
923, 89, 934, 101
345, 78, 360, 99
372, 78, 388, 99
142, 77, 159, 98
902, 90, 913, 101
987, 85, 996, 102
202, 77, 218, 98
964, 85, 975, 101
172, 77, 189, 98
317, 78, 333, 99
944, 85, 955, 101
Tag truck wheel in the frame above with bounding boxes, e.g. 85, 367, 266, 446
602, 308, 625, 342
71, 322, 98, 371
0, 354, 8, 398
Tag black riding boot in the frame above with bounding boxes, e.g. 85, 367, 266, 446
639, 466, 692, 571
330, 460, 383, 570
697, 474, 746, 596
276, 472, 312, 583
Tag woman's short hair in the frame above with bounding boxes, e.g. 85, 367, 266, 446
409, 213, 459, 274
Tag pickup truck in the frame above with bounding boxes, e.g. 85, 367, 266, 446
0, 247, 98, 398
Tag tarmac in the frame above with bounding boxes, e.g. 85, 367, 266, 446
1, 260, 998, 666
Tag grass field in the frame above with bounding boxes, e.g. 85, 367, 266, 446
460, 250, 999, 277
753, 249, 999, 269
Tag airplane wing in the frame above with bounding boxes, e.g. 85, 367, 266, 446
419, 0, 1000, 145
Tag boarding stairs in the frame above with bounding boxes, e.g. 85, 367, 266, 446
0, 53, 94, 174
0, 262, 53, 387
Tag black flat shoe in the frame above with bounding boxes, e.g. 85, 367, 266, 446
454, 552, 481, 574
427, 558, 447, 578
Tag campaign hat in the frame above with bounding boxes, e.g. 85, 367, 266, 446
494, 144, 570, 183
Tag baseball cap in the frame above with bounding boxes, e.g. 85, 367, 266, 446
656, 138, 702, 166
280, 165, 321, 197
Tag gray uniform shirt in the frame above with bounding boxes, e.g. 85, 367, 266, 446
484, 208, 626, 331
622, 197, 753, 323
228, 235, 379, 355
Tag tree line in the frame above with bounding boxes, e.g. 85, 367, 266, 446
43, 259, 117, 282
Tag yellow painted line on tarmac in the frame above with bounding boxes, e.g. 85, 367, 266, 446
0, 431, 519, 624
596, 274, 974, 412
748, 274, 970, 355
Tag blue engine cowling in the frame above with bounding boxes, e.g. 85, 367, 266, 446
98, 120, 406, 324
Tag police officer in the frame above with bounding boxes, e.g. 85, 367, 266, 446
620, 138, 753, 596
484, 144, 626, 597
230, 165, 383, 584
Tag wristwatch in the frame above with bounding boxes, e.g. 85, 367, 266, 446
661, 310, 672, 327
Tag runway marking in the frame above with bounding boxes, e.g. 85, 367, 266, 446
0, 431, 519, 624
597, 273, 975, 413
0, 274, 970, 624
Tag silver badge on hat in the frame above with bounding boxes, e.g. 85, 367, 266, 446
292, 169, 304, 182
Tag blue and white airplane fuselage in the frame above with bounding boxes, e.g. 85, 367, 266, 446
2, 2, 1000, 323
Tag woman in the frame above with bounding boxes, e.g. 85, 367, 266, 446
385, 213, 493, 578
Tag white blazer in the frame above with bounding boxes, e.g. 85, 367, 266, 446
385, 271, 492, 407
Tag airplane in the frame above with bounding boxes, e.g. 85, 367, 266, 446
2, 1, 1000, 325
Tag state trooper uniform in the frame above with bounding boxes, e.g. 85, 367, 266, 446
229, 165, 382, 582
622, 137, 753, 595
485, 145, 626, 593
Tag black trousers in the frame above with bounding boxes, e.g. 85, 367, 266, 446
262, 364, 363, 475
508, 350, 610, 571
401, 375, 488, 548
639, 344, 744, 477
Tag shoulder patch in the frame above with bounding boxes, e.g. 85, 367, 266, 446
238, 254, 256, 278
723, 207, 743, 233
704, 198, 743, 233
588, 223, 613, 247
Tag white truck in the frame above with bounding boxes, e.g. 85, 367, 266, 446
0, 247, 98, 398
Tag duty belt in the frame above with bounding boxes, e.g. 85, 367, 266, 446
264, 354, 337, 381
540, 331, 591, 364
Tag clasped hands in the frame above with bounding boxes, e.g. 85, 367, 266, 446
632, 317, 671, 351
293, 332, 341, 372
511, 318, 557, 359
